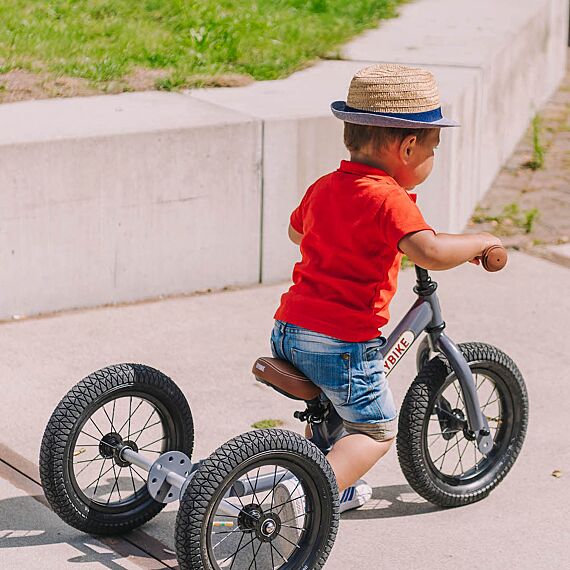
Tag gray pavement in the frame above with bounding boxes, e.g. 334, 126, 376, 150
1, 251, 569, 569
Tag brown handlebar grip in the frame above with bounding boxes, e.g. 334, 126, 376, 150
481, 245, 508, 272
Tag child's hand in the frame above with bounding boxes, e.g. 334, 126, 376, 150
479, 232, 503, 251
471, 233, 503, 265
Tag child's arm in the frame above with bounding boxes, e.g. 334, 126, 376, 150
399, 230, 502, 271
288, 224, 303, 245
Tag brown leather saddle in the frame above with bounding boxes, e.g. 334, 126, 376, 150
252, 357, 321, 401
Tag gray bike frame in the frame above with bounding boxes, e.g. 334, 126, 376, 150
381, 266, 493, 454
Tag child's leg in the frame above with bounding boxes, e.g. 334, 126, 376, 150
326, 434, 393, 491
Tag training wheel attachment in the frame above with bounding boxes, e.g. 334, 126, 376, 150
147, 451, 192, 503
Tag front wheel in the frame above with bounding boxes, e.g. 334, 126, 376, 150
175, 429, 339, 570
397, 342, 528, 507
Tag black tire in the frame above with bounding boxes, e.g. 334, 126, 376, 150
175, 429, 338, 570
397, 342, 528, 507
40, 363, 194, 535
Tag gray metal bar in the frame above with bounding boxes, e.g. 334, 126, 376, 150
166, 470, 188, 490
121, 447, 153, 472
384, 299, 433, 356
437, 334, 493, 454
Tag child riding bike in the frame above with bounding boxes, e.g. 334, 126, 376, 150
270, 63, 503, 511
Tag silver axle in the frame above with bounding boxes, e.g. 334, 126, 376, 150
119, 446, 293, 510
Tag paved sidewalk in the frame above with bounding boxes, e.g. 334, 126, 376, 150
1, 251, 568, 569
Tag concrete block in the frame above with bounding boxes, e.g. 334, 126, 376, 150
192, 61, 481, 281
0, 93, 261, 318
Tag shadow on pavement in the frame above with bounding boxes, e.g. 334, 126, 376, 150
0, 494, 159, 569
341, 484, 443, 520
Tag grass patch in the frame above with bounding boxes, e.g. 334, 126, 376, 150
0, 0, 401, 92
523, 114, 545, 170
400, 254, 414, 270
251, 419, 284, 429
472, 202, 540, 234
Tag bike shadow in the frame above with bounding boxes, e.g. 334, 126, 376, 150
0, 493, 163, 569
341, 484, 443, 520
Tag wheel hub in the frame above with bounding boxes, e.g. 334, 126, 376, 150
99, 432, 122, 458
238, 503, 263, 531
257, 512, 282, 542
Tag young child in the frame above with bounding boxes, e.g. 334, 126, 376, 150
271, 64, 502, 510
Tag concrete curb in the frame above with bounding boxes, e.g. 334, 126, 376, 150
0, 0, 568, 318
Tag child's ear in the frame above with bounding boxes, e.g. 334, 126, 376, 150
399, 135, 417, 163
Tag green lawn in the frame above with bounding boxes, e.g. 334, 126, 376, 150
0, 0, 401, 96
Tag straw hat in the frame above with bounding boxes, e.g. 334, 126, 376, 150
331, 64, 459, 128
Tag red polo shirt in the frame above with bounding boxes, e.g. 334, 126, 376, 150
274, 160, 433, 342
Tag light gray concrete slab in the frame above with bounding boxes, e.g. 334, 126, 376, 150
0, 93, 262, 319
192, 61, 481, 281
0, 91, 254, 145
0, 251, 568, 567
0, 460, 166, 569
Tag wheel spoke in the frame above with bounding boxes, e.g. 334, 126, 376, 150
245, 468, 262, 506
276, 532, 301, 550
227, 531, 246, 570
111, 399, 117, 433
139, 436, 166, 451
270, 542, 288, 563
129, 464, 147, 484
281, 509, 311, 526
258, 467, 288, 507
270, 537, 276, 569
107, 463, 121, 504
127, 396, 133, 440
117, 399, 144, 434
128, 465, 137, 494
74, 455, 104, 477
86, 461, 115, 495
89, 417, 106, 438
133, 409, 160, 444
212, 524, 242, 550
90, 458, 108, 497
127, 420, 163, 441
220, 535, 256, 566
102, 403, 117, 434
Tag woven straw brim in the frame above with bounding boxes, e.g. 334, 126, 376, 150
331, 101, 459, 128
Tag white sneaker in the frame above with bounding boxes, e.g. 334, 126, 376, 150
339, 479, 372, 513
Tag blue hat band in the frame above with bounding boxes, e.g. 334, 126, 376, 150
344, 105, 443, 123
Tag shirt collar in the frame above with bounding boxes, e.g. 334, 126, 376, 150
338, 160, 390, 179
338, 160, 418, 202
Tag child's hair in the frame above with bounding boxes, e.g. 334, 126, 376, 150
344, 122, 432, 153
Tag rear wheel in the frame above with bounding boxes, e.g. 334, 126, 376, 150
40, 363, 194, 535
175, 429, 338, 570
397, 342, 528, 507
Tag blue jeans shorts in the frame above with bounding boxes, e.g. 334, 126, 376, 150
271, 320, 397, 439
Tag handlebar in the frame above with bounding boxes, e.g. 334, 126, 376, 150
481, 245, 508, 272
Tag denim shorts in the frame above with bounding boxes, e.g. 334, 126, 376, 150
270, 320, 397, 427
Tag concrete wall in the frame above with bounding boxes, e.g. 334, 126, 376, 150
0, 93, 261, 317
0, 0, 568, 318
